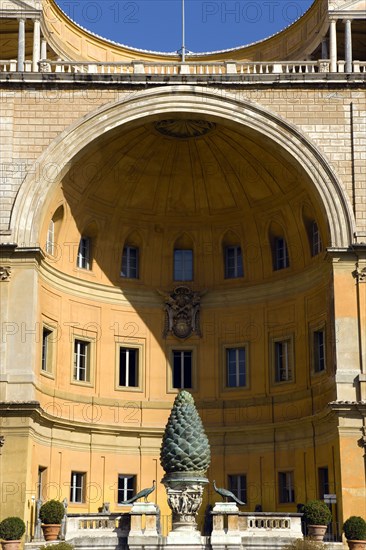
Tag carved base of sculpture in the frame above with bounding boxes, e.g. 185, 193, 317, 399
163, 474, 208, 534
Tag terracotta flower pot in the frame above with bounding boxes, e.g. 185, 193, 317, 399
307, 524, 328, 541
347, 541, 366, 550
1, 541, 22, 550
41, 523, 61, 541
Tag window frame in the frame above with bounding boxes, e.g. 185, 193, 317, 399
115, 342, 144, 392
45, 219, 55, 256
40, 323, 56, 378
224, 245, 244, 279
77, 236, 92, 270
172, 349, 193, 390
117, 474, 136, 504
318, 466, 330, 499
271, 335, 294, 385
273, 237, 289, 271
121, 245, 139, 279
228, 474, 247, 503
70, 471, 86, 504
223, 344, 248, 390
173, 249, 193, 281
278, 471, 295, 504
311, 221, 322, 257
37, 466, 47, 501
167, 346, 196, 393
312, 326, 326, 374
71, 335, 95, 387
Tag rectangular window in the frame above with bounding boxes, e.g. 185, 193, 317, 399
118, 474, 136, 503
77, 237, 91, 269
45, 220, 54, 255
228, 474, 247, 503
313, 329, 325, 373
312, 221, 322, 256
37, 467, 47, 500
174, 249, 193, 281
226, 347, 246, 388
274, 237, 289, 270
274, 339, 293, 383
278, 471, 295, 503
73, 339, 90, 382
318, 467, 329, 499
121, 246, 139, 278
225, 246, 244, 278
41, 327, 53, 373
70, 471, 85, 503
173, 350, 192, 389
119, 348, 139, 387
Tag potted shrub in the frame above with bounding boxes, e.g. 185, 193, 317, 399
0, 517, 25, 550
39, 499, 65, 541
303, 499, 332, 541
343, 516, 366, 550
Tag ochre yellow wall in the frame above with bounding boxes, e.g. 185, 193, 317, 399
1, 85, 364, 535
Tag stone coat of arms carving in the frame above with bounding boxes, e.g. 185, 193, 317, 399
158, 286, 204, 339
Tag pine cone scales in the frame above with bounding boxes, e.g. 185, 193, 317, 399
160, 390, 211, 474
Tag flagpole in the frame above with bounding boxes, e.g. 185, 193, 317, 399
182, 0, 185, 62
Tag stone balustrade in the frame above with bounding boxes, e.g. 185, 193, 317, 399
62, 507, 303, 549
210, 504, 303, 548
0, 59, 365, 76
65, 513, 130, 540
240, 512, 302, 535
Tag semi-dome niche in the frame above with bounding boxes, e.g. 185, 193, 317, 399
39, 113, 331, 292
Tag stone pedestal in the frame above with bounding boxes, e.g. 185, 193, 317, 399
128, 502, 160, 548
129, 502, 158, 536
162, 473, 209, 536
179, 64, 190, 74
166, 529, 206, 546
211, 502, 241, 548
213, 502, 239, 513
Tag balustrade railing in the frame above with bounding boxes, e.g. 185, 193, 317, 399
77, 516, 120, 529
37, 59, 324, 75
65, 513, 130, 540
41, 511, 345, 544
246, 515, 292, 529
0, 58, 364, 76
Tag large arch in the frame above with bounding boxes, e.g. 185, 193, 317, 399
10, 86, 355, 247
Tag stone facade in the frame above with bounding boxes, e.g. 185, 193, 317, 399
0, 0, 365, 544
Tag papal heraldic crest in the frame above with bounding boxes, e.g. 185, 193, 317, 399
158, 286, 204, 339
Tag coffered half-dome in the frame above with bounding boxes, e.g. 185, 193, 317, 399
41, 111, 330, 290
64, 118, 311, 220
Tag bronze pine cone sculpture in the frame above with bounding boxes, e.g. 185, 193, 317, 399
160, 390, 211, 475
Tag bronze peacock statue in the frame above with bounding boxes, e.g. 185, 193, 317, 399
213, 480, 246, 505
120, 480, 156, 504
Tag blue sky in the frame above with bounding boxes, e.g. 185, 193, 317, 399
56, 0, 314, 53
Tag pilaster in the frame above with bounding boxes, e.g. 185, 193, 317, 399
328, 249, 363, 401
0, 246, 43, 402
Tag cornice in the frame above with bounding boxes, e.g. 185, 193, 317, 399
1, 73, 365, 88
330, 10, 366, 18
33, 377, 335, 415
0, 9, 41, 18
0, 401, 163, 437
329, 400, 366, 416
0, 398, 337, 438
36, 255, 331, 308
0, 244, 45, 262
